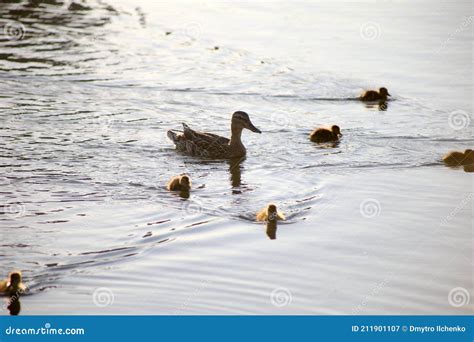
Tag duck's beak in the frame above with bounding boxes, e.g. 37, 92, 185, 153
247, 120, 262, 133
387, 92, 391, 96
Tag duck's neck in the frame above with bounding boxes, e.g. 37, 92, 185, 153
229, 125, 245, 149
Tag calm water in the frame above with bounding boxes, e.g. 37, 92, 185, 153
0, 0, 472, 315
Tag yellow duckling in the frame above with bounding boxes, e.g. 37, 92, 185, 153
257, 204, 285, 240
256, 204, 285, 222
309, 125, 342, 143
166, 174, 191, 192
443, 149, 474, 167
360, 87, 391, 101
0, 271, 27, 295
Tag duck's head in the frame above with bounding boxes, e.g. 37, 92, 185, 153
267, 204, 278, 220
232, 111, 261, 133
465, 149, 473, 155
331, 125, 342, 136
379, 87, 391, 97
9, 271, 22, 287
179, 175, 191, 191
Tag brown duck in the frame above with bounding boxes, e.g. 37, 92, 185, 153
167, 111, 261, 159
167, 174, 191, 191
443, 149, 474, 167
360, 87, 391, 101
309, 125, 341, 143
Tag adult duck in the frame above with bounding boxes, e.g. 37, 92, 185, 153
167, 111, 261, 158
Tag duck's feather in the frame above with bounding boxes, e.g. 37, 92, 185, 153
309, 128, 338, 143
167, 123, 233, 158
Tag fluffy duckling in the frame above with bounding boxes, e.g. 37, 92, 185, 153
167, 175, 191, 192
0, 271, 27, 295
256, 204, 285, 222
309, 125, 341, 143
443, 149, 474, 167
360, 87, 391, 101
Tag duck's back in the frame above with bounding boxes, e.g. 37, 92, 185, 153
464, 150, 474, 165
310, 128, 337, 143
168, 124, 232, 158
443, 151, 466, 166
360, 90, 380, 101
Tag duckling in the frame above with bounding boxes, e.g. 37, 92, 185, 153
463, 164, 474, 173
0, 271, 26, 295
360, 87, 391, 101
309, 125, 341, 143
443, 149, 474, 167
167, 175, 191, 192
256, 204, 285, 222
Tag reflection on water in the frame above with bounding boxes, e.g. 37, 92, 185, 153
265, 221, 277, 240
1, 0, 472, 315
229, 157, 244, 190
6, 297, 21, 316
363, 100, 389, 111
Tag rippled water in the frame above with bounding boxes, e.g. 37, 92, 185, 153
1, 0, 472, 315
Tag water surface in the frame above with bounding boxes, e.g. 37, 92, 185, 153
0, 0, 472, 315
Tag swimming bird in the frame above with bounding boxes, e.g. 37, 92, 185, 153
257, 204, 285, 240
309, 125, 342, 143
0, 271, 26, 296
167, 111, 261, 159
360, 87, 391, 101
256, 204, 286, 222
443, 149, 474, 167
167, 174, 191, 191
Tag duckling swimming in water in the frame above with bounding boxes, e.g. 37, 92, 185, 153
443, 149, 474, 167
257, 204, 285, 240
167, 174, 192, 192
360, 87, 391, 101
256, 204, 285, 222
309, 125, 342, 143
0, 271, 26, 296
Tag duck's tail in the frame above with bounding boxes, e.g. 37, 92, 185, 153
167, 129, 180, 143
167, 123, 191, 143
